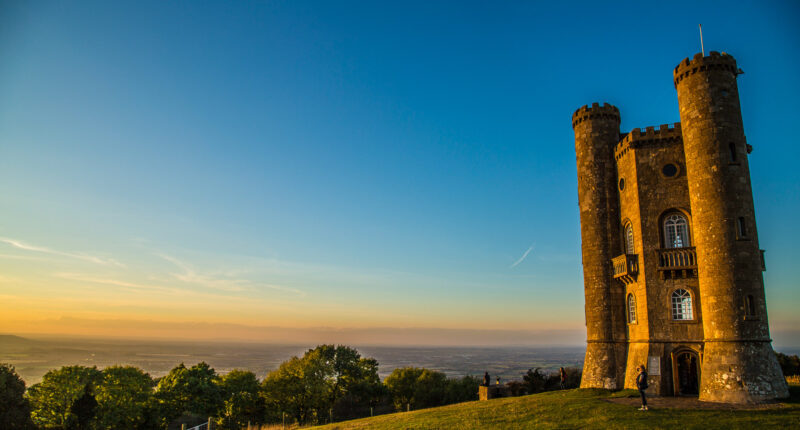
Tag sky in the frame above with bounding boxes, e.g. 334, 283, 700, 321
1, 0, 798, 347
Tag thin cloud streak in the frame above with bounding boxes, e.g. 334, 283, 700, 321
156, 253, 306, 297
0, 237, 124, 267
510, 243, 535, 268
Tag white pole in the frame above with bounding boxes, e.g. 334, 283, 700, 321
699, 24, 705, 56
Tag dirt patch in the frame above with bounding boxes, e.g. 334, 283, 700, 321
605, 396, 785, 410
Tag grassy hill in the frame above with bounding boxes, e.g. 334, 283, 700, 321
314, 385, 800, 429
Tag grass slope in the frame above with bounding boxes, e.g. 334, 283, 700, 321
314, 386, 800, 429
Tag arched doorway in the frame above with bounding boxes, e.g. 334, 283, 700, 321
672, 349, 700, 396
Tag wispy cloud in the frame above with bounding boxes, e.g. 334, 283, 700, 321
54, 272, 182, 295
156, 253, 306, 297
0, 237, 124, 267
510, 243, 535, 268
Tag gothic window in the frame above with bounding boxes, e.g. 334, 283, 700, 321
664, 214, 690, 248
671, 289, 693, 321
625, 224, 635, 254
627, 293, 637, 323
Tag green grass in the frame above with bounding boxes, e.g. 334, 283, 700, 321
313, 385, 800, 429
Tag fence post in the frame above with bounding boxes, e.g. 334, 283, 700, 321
208, 417, 213, 430
181, 425, 186, 430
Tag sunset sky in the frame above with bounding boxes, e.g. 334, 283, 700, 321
1, 1, 799, 346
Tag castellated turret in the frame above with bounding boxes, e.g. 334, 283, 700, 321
572, 52, 788, 403
674, 52, 788, 403
572, 103, 627, 389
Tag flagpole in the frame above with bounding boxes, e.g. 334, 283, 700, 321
699, 24, 705, 56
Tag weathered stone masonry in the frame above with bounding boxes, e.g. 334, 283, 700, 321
572, 52, 789, 403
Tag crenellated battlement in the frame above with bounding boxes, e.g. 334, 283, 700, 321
572, 102, 620, 129
673, 51, 738, 88
614, 123, 682, 159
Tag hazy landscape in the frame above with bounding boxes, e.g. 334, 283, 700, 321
0, 334, 586, 385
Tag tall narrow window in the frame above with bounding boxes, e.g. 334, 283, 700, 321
664, 214, 689, 248
738, 217, 747, 238
625, 224, 635, 254
729, 142, 738, 162
671, 289, 693, 320
745, 295, 756, 317
627, 294, 637, 323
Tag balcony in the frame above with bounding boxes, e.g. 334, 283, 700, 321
612, 254, 638, 284
657, 247, 697, 279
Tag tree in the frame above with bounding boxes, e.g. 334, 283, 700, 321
261, 356, 329, 425
522, 368, 547, 394
27, 365, 102, 429
776, 352, 800, 377
384, 367, 447, 411
69, 385, 98, 430
0, 363, 35, 429
94, 366, 156, 429
216, 370, 266, 430
156, 362, 223, 426
260, 345, 384, 425
311, 345, 383, 416
444, 375, 480, 403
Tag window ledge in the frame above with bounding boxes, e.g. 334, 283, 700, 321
671, 319, 700, 324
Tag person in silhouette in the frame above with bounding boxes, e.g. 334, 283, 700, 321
636, 365, 649, 411
482, 371, 490, 387
559, 367, 567, 389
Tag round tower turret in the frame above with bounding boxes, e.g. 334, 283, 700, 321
674, 52, 788, 403
572, 102, 625, 389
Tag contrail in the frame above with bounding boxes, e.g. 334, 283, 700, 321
510, 243, 535, 268
0, 237, 123, 266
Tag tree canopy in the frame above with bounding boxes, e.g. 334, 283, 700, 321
27, 365, 102, 429
0, 363, 35, 429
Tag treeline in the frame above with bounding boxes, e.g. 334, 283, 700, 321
0, 345, 496, 429
776, 352, 800, 377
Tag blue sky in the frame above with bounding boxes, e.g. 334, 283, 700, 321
1, 0, 798, 346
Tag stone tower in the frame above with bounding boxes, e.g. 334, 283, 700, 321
572, 103, 627, 389
572, 52, 789, 403
674, 52, 788, 403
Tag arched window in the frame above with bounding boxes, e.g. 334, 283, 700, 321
671, 289, 693, 320
624, 224, 635, 254
664, 214, 690, 248
627, 294, 637, 323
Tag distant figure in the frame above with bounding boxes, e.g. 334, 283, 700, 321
559, 367, 567, 389
482, 372, 490, 387
636, 365, 649, 411
496, 376, 501, 385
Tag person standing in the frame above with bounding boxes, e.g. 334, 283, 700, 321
636, 365, 649, 411
559, 367, 567, 389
